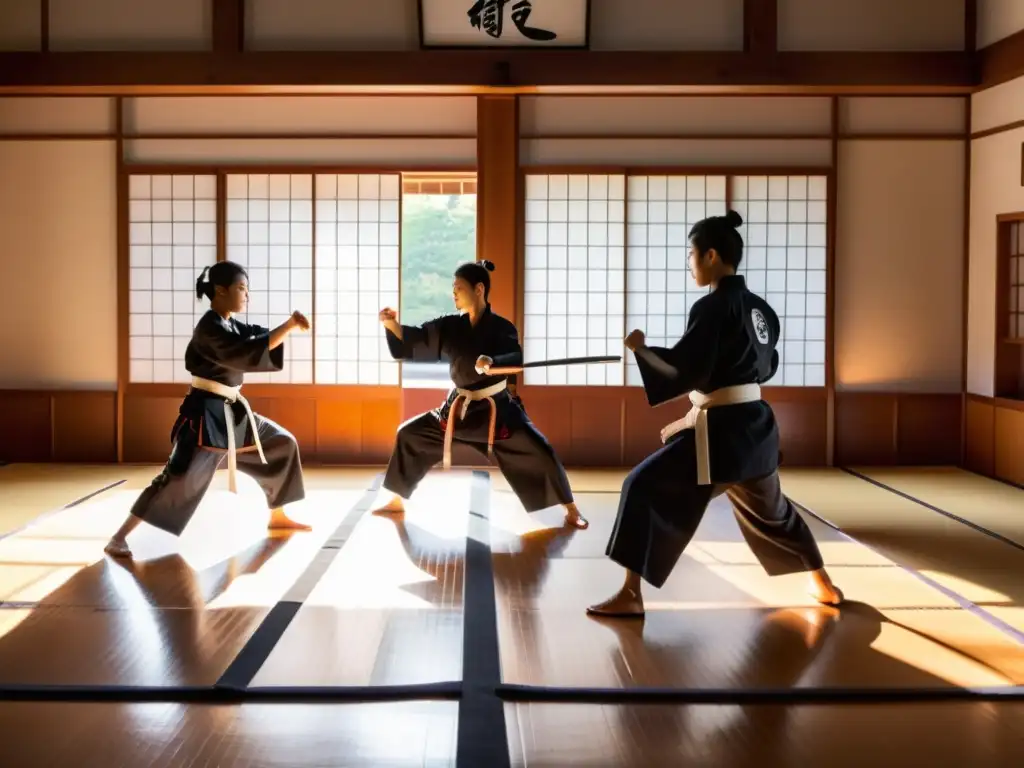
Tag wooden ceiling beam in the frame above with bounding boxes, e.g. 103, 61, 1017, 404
978, 27, 1024, 88
0, 50, 975, 93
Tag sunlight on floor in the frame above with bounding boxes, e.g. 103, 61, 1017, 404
1, 467, 1021, 693
868, 622, 1011, 687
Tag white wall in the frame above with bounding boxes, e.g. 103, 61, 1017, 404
0, 141, 118, 388
778, 0, 966, 51
968, 75, 1024, 395
835, 141, 965, 392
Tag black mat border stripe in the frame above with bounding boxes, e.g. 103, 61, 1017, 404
215, 472, 385, 690
456, 470, 511, 768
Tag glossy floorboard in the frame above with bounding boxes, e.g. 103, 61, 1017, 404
505, 701, 1024, 767
491, 489, 1024, 688
1, 464, 1023, 767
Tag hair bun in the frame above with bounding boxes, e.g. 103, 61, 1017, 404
479, 259, 495, 272
724, 210, 743, 228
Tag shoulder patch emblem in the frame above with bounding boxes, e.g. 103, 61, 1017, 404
751, 308, 770, 345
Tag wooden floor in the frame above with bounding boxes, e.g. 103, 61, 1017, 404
1, 462, 1022, 766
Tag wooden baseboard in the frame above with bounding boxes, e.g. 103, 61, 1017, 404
0, 390, 116, 463
0, 387, 965, 469
834, 391, 963, 466
964, 393, 1024, 486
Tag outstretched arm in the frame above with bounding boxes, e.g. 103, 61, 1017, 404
199, 310, 309, 373
379, 307, 446, 362
629, 306, 719, 406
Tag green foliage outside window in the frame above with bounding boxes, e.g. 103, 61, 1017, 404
400, 194, 478, 326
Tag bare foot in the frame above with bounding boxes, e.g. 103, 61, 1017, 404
371, 495, 405, 516
267, 507, 312, 531
808, 572, 844, 606
564, 504, 589, 530
586, 587, 645, 618
104, 539, 133, 559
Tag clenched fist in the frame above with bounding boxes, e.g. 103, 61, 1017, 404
290, 310, 311, 331
624, 329, 646, 351
379, 307, 398, 323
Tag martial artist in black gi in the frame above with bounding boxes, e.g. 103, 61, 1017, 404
105, 261, 311, 559
375, 260, 588, 530
588, 210, 843, 617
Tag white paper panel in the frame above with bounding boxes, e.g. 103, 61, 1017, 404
523, 174, 627, 386
778, 0, 965, 51
128, 174, 217, 384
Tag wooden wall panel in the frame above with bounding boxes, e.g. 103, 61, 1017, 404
52, 391, 117, 462
964, 394, 1024, 485
520, 386, 830, 468
0, 390, 116, 463
965, 394, 996, 474
121, 389, 403, 466
0, 391, 52, 463
0, 388, 977, 470
895, 393, 963, 464
122, 395, 182, 463
835, 392, 897, 465
993, 402, 1024, 484
766, 389, 829, 466
835, 391, 964, 466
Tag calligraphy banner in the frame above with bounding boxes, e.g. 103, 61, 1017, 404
419, 0, 590, 48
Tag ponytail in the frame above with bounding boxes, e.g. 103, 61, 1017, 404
195, 267, 212, 300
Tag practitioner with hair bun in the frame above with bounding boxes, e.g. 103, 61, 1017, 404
104, 260, 312, 559
376, 259, 588, 529
589, 210, 843, 618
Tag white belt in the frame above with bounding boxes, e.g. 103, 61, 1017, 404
191, 376, 267, 493
660, 383, 762, 486
442, 380, 507, 470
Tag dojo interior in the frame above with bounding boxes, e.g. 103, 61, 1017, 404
1, 1, 1024, 766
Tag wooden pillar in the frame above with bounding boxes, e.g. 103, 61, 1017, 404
212, 0, 245, 53
744, 0, 778, 56
476, 95, 519, 321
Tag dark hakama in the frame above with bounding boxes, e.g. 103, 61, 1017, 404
605, 275, 824, 587
382, 305, 573, 513
128, 311, 306, 537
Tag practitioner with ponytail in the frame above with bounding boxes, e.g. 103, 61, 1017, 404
375, 260, 588, 529
588, 210, 843, 617
104, 261, 312, 559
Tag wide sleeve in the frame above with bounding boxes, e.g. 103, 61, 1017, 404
633, 302, 720, 407
489, 320, 523, 368
766, 349, 780, 382
385, 317, 446, 362
196, 319, 284, 373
